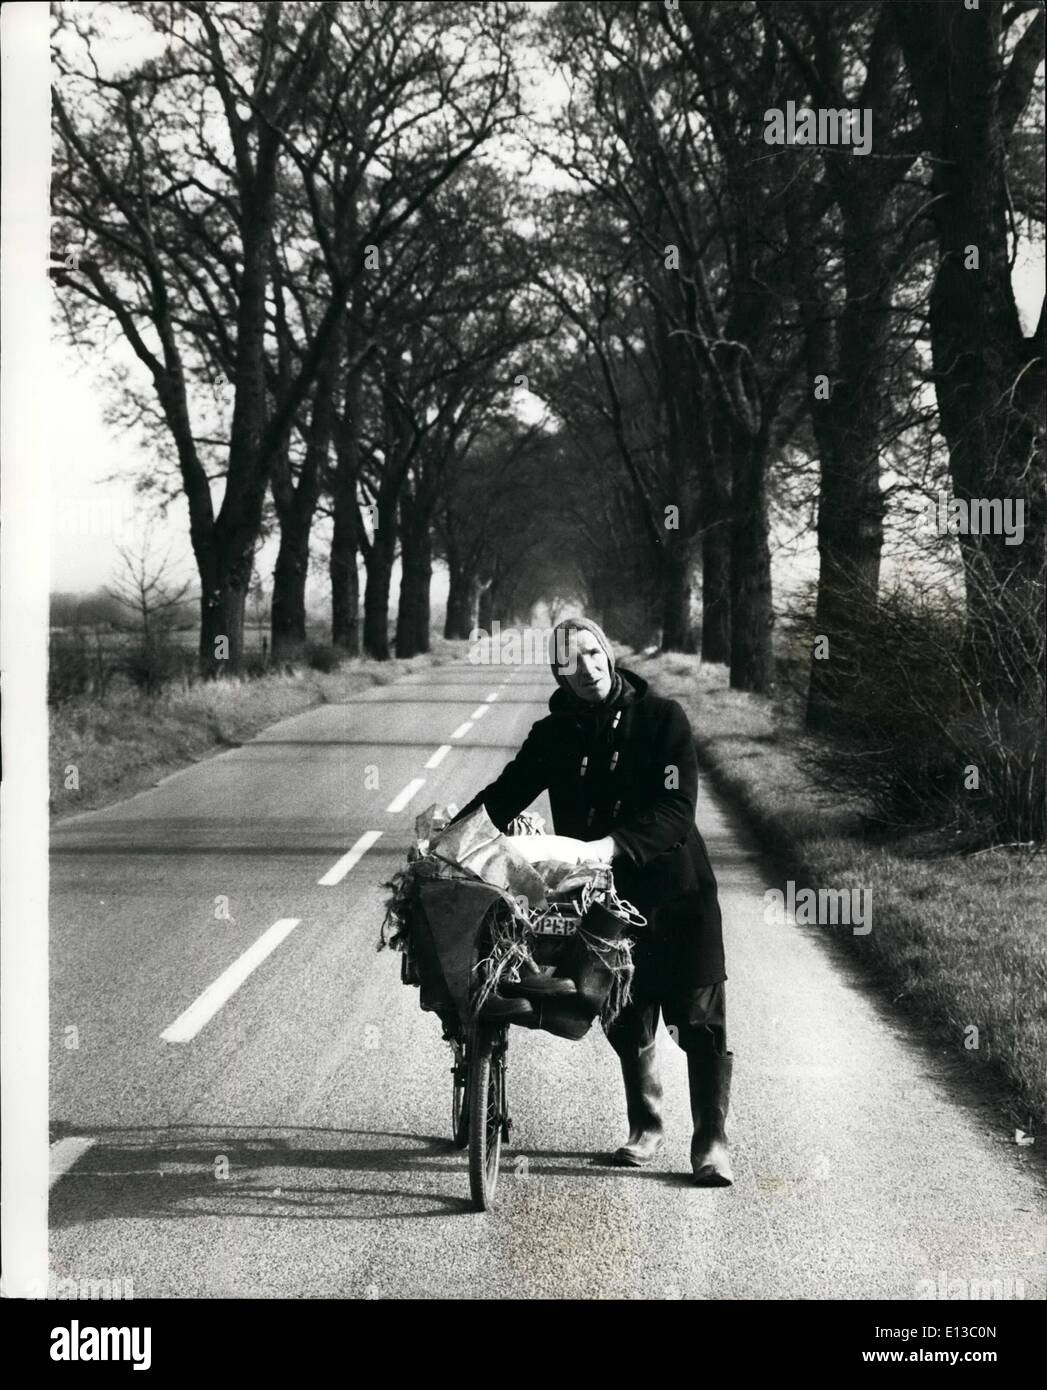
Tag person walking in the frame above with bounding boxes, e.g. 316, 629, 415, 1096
452, 616, 733, 1186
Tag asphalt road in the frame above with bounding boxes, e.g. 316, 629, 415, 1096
49, 660, 1046, 1299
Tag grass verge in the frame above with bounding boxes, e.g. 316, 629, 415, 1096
50, 641, 465, 822
632, 650, 1047, 1134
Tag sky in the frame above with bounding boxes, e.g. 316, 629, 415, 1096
49, 3, 192, 595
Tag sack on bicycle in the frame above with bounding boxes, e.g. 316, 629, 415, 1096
380, 804, 645, 1042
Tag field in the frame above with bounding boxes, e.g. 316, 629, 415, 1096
48, 623, 275, 703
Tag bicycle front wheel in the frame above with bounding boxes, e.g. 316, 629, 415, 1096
451, 1039, 469, 1149
467, 1023, 506, 1211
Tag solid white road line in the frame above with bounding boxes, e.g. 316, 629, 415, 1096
50, 1136, 96, 1189
470, 705, 489, 720
451, 721, 473, 739
318, 830, 383, 886
385, 777, 426, 814
160, 919, 301, 1044
425, 744, 451, 770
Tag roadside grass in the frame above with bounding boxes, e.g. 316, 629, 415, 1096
50, 640, 466, 822
631, 650, 1047, 1133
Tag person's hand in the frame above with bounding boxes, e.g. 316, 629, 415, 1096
581, 836, 616, 864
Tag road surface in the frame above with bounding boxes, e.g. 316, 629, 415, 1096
49, 660, 1046, 1299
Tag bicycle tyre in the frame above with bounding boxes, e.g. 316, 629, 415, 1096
451, 1040, 469, 1148
467, 1023, 505, 1211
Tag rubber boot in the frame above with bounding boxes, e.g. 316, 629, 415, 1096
478, 993, 536, 1025
610, 1039, 664, 1166
688, 1051, 734, 1186
534, 996, 593, 1040
570, 901, 628, 1015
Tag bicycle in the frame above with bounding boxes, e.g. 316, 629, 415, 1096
443, 898, 588, 1211
462, 1021, 511, 1210
442, 1020, 510, 1209
396, 813, 641, 1213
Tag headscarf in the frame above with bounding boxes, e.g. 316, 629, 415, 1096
550, 617, 616, 693
550, 617, 634, 733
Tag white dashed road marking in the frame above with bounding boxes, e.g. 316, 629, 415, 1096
318, 830, 383, 886
385, 777, 426, 814
50, 1136, 97, 1189
160, 919, 301, 1044
470, 705, 489, 720
451, 721, 473, 739
425, 745, 451, 770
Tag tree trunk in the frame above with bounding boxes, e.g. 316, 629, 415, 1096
329, 226, 365, 655
477, 580, 494, 633
445, 564, 477, 639
489, 557, 512, 630
270, 515, 310, 664
198, 189, 276, 679
894, 0, 1046, 826
363, 401, 404, 670
700, 518, 731, 664
330, 515, 360, 656
199, 576, 248, 677
655, 299, 700, 655
491, 598, 511, 628
693, 347, 733, 665
804, 330, 887, 729
330, 366, 363, 656
660, 537, 698, 653
805, 450, 885, 731
194, 514, 258, 676
363, 527, 396, 661
729, 432, 775, 692
922, 185, 1044, 708
396, 503, 432, 658
796, 189, 891, 732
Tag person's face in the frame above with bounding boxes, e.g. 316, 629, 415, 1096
560, 630, 613, 702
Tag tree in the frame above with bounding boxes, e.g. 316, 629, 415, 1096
437, 415, 557, 639
538, 0, 807, 684
105, 520, 193, 694
51, 0, 523, 673
107, 524, 192, 642
52, 2, 337, 674
660, 0, 810, 691
892, 0, 1045, 729
769, 1, 930, 730
535, 5, 714, 654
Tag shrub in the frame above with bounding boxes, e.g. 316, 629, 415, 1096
241, 653, 271, 679
306, 643, 342, 673
788, 582, 1045, 845
120, 637, 195, 696
48, 629, 123, 704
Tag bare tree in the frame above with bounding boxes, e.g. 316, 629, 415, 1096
892, 0, 1046, 718
106, 522, 192, 643
51, 1, 522, 673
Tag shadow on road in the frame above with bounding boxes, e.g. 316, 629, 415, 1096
48, 1124, 677, 1226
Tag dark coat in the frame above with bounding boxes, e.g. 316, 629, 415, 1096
455, 668, 726, 986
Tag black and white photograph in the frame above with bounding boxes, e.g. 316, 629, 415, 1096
2, 0, 1045, 1352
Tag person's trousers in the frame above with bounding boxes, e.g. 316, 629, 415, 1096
603, 928, 727, 1060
